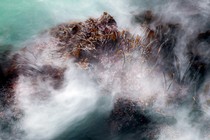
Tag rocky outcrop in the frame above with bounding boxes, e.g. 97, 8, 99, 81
50, 12, 141, 69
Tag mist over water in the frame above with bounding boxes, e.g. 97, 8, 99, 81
16, 62, 111, 140
1, 0, 210, 140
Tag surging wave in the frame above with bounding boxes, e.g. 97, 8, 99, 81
1, 0, 210, 140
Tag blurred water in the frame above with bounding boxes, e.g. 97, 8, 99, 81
0, 0, 54, 47
0, 0, 135, 48
1, 0, 210, 140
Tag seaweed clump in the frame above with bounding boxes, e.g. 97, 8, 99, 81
50, 12, 142, 68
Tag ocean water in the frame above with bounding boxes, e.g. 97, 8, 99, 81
0, 0, 136, 48
0, 0, 53, 47
1, 0, 210, 140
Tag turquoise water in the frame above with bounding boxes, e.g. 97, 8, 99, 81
0, 0, 95, 47
0, 0, 134, 48
0, 0, 55, 47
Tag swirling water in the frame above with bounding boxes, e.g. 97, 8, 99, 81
1, 0, 210, 140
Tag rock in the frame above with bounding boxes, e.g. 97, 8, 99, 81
109, 98, 176, 139
50, 12, 141, 66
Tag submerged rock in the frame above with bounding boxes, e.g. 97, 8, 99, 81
109, 98, 176, 140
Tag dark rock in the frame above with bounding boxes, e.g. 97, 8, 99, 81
109, 99, 176, 139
